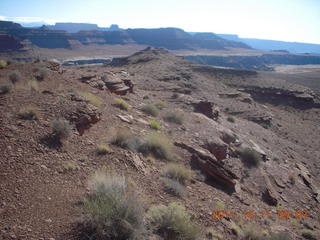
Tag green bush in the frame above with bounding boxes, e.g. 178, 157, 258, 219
8, 71, 21, 84
149, 119, 161, 130
141, 104, 159, 117
301, 229, 317, 240
0, 60, 7, 69
238, 147, 262, 167
111, 130, 143, 152
161, 177, 185, 197
155, 100, 166, 110
113, 98, 131, 111
268, 232, 291, 240
139, 133, 173, 161
164, 111, 184, 125
82, 171, 147, 240
96, 144, 111, 155
18, 107, 38, 120
35, 68, 47, 81
81, 92, 103, 108
0, 81, 13, 94
147, 202, 202, 240
164, 163, 192, 184
52, 118, 72, 139
227, 116, 235, 123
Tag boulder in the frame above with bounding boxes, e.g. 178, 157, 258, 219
261, 170, 279, 206
193, 101, 219, 120
64, 104, 101, 136
203, 137, 229, 161
175, 141, 238, 190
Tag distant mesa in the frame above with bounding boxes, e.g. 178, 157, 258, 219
0, 20, 250, 50
47, 23, 122, 33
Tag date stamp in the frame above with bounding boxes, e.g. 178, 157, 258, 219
211, 209, 309, 221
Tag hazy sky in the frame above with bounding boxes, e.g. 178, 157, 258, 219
0, 0, 319, 44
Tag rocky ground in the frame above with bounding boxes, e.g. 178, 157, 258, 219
0, 48, 319, 240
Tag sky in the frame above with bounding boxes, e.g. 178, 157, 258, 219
0, 0, 319, 44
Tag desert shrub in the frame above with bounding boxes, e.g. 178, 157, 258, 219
35, 68, 47, 81
8, 71, 21, 84
241, 224, 264, 240
0, 81, 13, 94
149, 119, 161, 130
163, 111, 184, 125
0, 60, 7, 69
227, 116, 235, 123
155, 100, 166, 110
52, 118, 72, 139
96, 144, 111, 155
81, 92, 103, 108
82, 171, 147, 240
27, 79, 39, 92
18, 107, 38, 120
268, 232, 291, 240
141, 104, 159, 117
194, 170, 206, 182
147, 202, 202, 240
62, 161, 80, 172
111, 130, 143, 152
301, 229, 317, 240
238, 147, 262, 167
163, 163, 191, 184
215, 201, 225, 211
171, 93, 179, 99
221, 131, 237, 144
161, 177, 185, 197
113, 98, 131, 111
139, 133, 173, 161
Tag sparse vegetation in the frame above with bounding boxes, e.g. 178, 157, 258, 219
139, 133, 173, 161
81, 92, 103, 108
51, 118, 72, 139
35, 68, 48, 81
268, 232, 291, 240
194, 170, 206, 182
149, 119, 161, 130
62, 161, 80, 172
147, 202, 202, 240
163, 163, 192, 184
0, 60, 7, 69
227, 116, 235, 123
18, 106, 38, 120
238, 147, 262, 167
113, 98, 131, 111
164, 111, 184, 125
111, 130, 143, 152
221, 131, 237, 144
141, 103, 160, 117
155, 100, 166, 110
96, 144, 111, 155
82, 171, 146, 240
215, 201, 225, 211
161, 177, 185, 197
301, 229, 318, 240
8, 71, 21, 84
28, 79, 39, 92
0, 81, 13, 94
241, 223, 264, 240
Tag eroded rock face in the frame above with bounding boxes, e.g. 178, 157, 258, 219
175, 141, 238, 191
64, 104, 101, 136
240, 86, 320, 109
193, 101, 219, 120
261, 170, 279, 206
203, 137, 229, 161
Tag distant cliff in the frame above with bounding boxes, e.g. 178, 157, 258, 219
218, 34, 320, 54
0, 21, 251, 51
